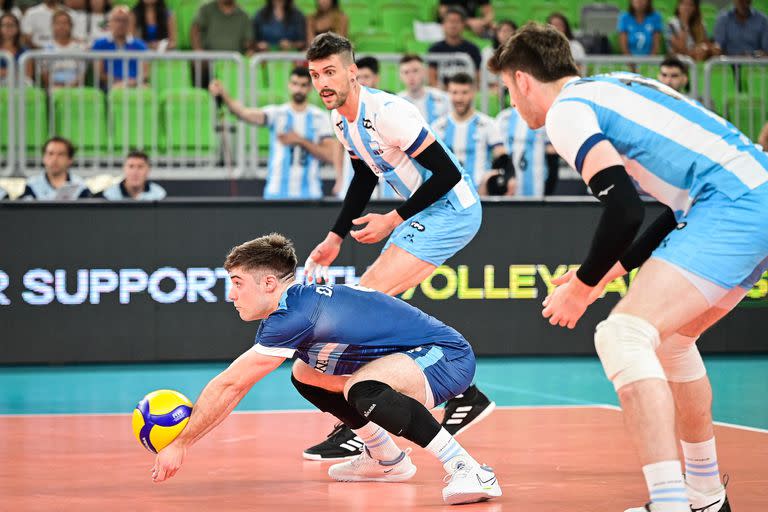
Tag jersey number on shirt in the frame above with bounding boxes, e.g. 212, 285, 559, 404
315, 285, 333, 297
289, 146, 309, 167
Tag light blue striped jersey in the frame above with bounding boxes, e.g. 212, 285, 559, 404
546, 73, 768, 214
332, 86, 478, 211
262, 103, 334, 199
431, 111, 504, 187
253, 283, 469, 375
496, 107, 550, 198
398, 87, 450, 125
337, 154, 400, 200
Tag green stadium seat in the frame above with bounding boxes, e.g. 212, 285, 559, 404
707, 64, 736, 116
175, 1, 200, 50
346, 3, 378, 32
212, 57, 250, 100
354, 30, 402, 52
109, 88, 161, 153
161, 88, 217, 159
52, 87, 107, 155
380, 4, 420, 34
404, 38, 431, 53
726, 94, 765, 141
493, 2, 525, 24
699, 2, 718, 33
378, 60, 402, 92
150, 60, 192, 92
529, 2, 560, 23
0, 88, 49, 155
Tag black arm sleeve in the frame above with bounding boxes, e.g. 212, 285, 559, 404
544, 153, 560, 196
330, 158, 379, 238
491, 153, 515, 178
395, 141, 462, 221
575, 165, 646, 286
619, 206, 678, 271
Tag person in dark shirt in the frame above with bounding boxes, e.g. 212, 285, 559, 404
438, 0, 493, 37
427, 6, 481, 87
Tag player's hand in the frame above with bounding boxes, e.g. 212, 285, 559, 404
152, 441, 186, 483
304, 233, 342, 283
278, 131, 303, 146
505, 178, 517, 196
350, 211, 403, 244
208, 79, 224, 98
541, 273, 593, 329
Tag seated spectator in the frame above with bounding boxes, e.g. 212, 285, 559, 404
21, 0, 85, 48
19, 137, 91, 200
92, 6, 149, 88
63, 0, 87, 36
1, 0, 22, 20
547, 12, 586, 61
438, 0, 493, 37
191, 0, 253, 54
398, 53, 449, 124
306, 0, 346, 45
132, 0, 176, 51
253, 0, 305, 51
666, 0, 716, 60
492, 19, 515, 49
43, 9, 86, 88
98, 150, 166, 200
617, 0, 663, 55
355, 55, 381, 89
657, 55, 689, 93
427, 6, 481, 87
84, 0, 111, 44
0, 13, 32, 84
714, 0, 768, 56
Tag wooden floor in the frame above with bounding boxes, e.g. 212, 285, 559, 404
1, 407, 766, 511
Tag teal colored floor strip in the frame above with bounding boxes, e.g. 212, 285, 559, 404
1, 356, 766, 430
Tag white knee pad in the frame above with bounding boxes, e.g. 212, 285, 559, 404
656, 333, 707, 382
594, 313, 666, 391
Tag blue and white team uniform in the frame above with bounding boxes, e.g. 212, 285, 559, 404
332, 86, 481, 266
431, 111, 504, 188
337, 155, 399, 199
398, 87, 450, 125
253, 283, 475, 407
546, 73, 768, 300
497, 107, 550, 198
261, 103, 334, 199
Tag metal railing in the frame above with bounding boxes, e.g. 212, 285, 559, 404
15, 50, 246, 176
1, 50, 16, 177
704, 57, 768, 141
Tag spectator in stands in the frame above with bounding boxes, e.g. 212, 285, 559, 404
92, 6, 149, 88
438, 0, 494, 37
1, 0, 22, 20
0, 12, 32, 84
253, 0, 306, 52
666, 0, 716, 60
713, 0, 768, 56
63, 0, 87, 35
132, 0, 176, 50
657, 55, 689, 92
191, 0, 254, 54
84, 0, 110, 43
398, 53, 449, 125
210, 67, 336, 199
21, 0, 85, 47
428, 6, 481, 87
43, 10, 86, 88
759, 121, 768, 150
617, 0, 663, 55
19, 136, 92, 200
98, 150, 167, 200
355, 55, 380, 89
431, 72, 514, 196
547, 12, 586, 61
306, 0, 346, 45
492, 19, 515, 49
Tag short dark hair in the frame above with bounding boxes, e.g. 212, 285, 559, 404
125, 149, 150, 164
355, 56, 379, 75
291, 66, 311, 80
488, 22, 579, 82
306, 32, 354, 64
399, 53, 424, 66
447, 72, 474, 86
443, 5, 467, 21
498, 19, 518, 31
224, 233, 298, 277
660, 55, 688, 75
629, 0, 654, 17
43, 136, 75, 158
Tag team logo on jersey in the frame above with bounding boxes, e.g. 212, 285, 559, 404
410, 221, 426, 232
369, 140, 384, 156
362, 118, 376, 132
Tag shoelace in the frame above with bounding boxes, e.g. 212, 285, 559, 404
326, 422, 347, 440
443, 462, 472, 484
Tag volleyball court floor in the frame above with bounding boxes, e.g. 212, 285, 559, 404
1, 356, 766, 511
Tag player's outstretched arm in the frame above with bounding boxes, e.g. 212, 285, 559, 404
151, 348, 285, 483
209, 80, 266, 125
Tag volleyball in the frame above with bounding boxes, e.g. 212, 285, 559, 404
132, 389, 193, 454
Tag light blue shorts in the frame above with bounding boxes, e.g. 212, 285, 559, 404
404, 343, 476, 407
382, 200, 482, 266
652, 183, 768, 297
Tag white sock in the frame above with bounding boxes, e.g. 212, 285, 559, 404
424, 427, 477, 472
642, 460, 688, 512
682, 438, 722, 492
353, 422, 402, 462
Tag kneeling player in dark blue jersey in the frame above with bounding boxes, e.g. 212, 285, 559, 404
151, 233, 501, 505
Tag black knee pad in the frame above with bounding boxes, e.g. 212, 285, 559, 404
291, 374, 367, 429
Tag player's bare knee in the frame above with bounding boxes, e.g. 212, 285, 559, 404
594, 314, 666, 391
656, 334, 707, 383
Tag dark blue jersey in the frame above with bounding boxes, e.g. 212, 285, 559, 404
253, 283, 470, 375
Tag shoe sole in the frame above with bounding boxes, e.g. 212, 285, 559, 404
329, 465, 418, 483
449, 401, 497, 437
443, 490, 501, 505
302, 451, 361, 461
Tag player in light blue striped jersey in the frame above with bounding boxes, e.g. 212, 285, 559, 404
397, 54, 450, 125
490, 23, 768, 512
210, 67, 337, 199
431, 72, 516, 196
496, 107, 556, 197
